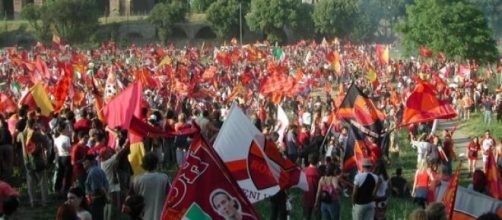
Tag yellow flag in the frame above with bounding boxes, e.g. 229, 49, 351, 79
367, 69, 377, 82
382, 46, 389, 64
158, 55, 172, 67
128, 142, 145, 176
31, 83, 54, 116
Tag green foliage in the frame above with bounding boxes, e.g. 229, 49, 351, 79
22, 0, 100, 43
190, 0, 216, 13
292, 3, 315, 39
245, 0, 301, 44
398, 0, 499, 64
148, 0, 188, 42
206, 0, 241, 40
468, 0, 502, 37
312, 0, 375, 42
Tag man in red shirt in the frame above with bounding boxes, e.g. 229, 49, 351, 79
302, 154, 320, 220
71, 131, 90, 186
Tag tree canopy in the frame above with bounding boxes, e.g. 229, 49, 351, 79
398, 0, 498, 63
148, 0, 188, 42
22, 0, 100, 43
206, 0, 242, 40
245, 0, 301, 43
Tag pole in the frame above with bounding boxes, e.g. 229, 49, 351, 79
319, 121, 335, 157
239, 2, 243, 45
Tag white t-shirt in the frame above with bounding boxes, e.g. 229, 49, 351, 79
54, 135, 71, 157
482, 138, 495, 152
411, 140, 431, 162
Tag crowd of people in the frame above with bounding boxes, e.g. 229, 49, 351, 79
0, 39, 501, 220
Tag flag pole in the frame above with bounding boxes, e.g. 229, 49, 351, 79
319, 120, 335, 157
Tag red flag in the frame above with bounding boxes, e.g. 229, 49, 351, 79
53, 65, 73, 111
419, 47, 433, 58
0, 93, 18, 113
486, 154, 502, 200
161, 136, 259, 220
457, 64, 471, 77
437, 52, 446, 62
443, 162, 461, 220
103, 82, 142, 130
202, 66, 217, 80
402, 81, 457, 126
375, 44, 389, 65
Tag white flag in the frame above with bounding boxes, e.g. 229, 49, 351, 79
213, 104, 307, 203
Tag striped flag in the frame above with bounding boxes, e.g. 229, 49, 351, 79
443, 162, 461, 219
19, 83, 54, 116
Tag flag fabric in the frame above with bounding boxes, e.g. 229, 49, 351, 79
0, 93, 18, 113
273, 47, 284, 61
401, 81, 457, 126
486, 154, 502, 200
103, 82, 142, 130
336, 83, 385, 171
375, 44, 389, 65
419, 47, 433, 58
54, 66, 73, 111
30, 83, 54, 116
9, 81, 21, 96
443, 162, 461, 220
458, 64, 471, 79
275, 105, 289, 144
451, 186, 502, 219
213, 104, 308, 203
161, 136, 259, 220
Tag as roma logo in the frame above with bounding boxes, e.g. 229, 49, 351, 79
248, 141, 277, 190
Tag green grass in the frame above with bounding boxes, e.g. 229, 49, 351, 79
458, 112, 502, 139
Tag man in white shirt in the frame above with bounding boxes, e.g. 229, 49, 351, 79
481, 130, 496, 171
53, 126, 73, 194
410, 133, 432, 165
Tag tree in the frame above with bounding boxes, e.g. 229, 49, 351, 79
293, 3, 315, 39
206, 0, 241, 40
190, 0, 216, 13
398, 0, 498, 64
468, 0, 502, 37
148, 0, 188, 42
245, 0, 301, 43
312, 0, 375, 42
22, 0, 100, 43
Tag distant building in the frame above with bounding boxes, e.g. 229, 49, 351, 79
1, 0, 155, 19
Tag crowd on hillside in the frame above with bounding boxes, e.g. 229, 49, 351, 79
0, 39, 501, 220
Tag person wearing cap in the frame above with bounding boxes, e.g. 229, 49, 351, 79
352, 158, 378, 220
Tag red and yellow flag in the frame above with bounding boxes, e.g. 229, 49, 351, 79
443, 162, 461, 220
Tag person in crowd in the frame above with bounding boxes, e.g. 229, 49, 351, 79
100, 146, 126, 220
130, 152, 170, 220
477, 212, 502, 220
352, 158, 378, 220
315, 164, 341, 220
410, 133, 431, 166
56, 203, 79, 220
19, 119, 49, 208
434, 165, 450, 202
468, 169, 489, 195
302, 154, 320, 220
122, 195, 144, 220
441, 130, 456, 175
163, 109, 177, 167
66, 186, 92, 220
425, 202, 446, 220
71, 131, 90, 188
467, 136, 481, 176
83, 154, 109, 220
409, 208, 428, 220
53, 125, 73, 195
174, 113, 191, 168
389, 168, 409, 197
483, 96, 494, 125
481, 130, 496, 172
0, 116, 13, 180
0, 181, 19, 219
412, 161, 434, 209
374, 161, 390, 220
286, 125, 299, 163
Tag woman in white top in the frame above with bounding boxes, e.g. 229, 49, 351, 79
53, 126, 73, 194
66, 187, 92, 220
